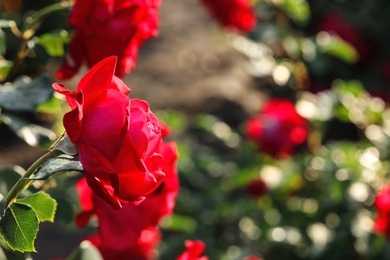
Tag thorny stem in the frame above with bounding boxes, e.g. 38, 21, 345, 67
2, 1, 73, 83
4, 149, 63, 209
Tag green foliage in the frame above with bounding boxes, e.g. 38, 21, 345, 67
0, 192, 57, 253
37, 31, 70, 57
0, 203, 38, 252
17, 192, 57, 222
281, 0, 311, 22
316, 34, 358, 64
29, 155, 83, 180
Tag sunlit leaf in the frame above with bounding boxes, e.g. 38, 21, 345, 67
0, 59, 13, 82
0, 203, 38, 252
36, 31, 70, 57
316, 33, 358, 64
282, 0, 310, 23
332, 80, 365, 97
17, 192, 57, 222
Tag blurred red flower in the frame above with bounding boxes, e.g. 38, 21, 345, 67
75, 136, 179, 259
56, 0, 160, 79
317, 12, 374, 63
245, 179, 267, 199
374, 185, 390, 239
199, 0, 256, 32
54, 56, 165, 209
176, 240, 208, 260
245, 99, 309, 157
86, 226, 160, 260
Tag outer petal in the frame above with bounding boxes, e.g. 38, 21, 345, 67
85, 173, 122, 209
78, 90, 130, 160
77, 56, 118, 97
111, 167, 165, 203
63, 100, 83, 143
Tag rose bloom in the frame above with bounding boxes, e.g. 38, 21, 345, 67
374, 185, 390, 239
86, 226, 160, 260
245, 99, 309, 157
176, 240, 208, 260
199, 0, 256, 32
75, 136, 179, 259
56, 0, 160, 79
53, 56, 165, 209
245, 179, 267, 199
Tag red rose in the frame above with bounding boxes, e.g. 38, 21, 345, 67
374, 185, 390, 239
86, 226, 161, 260
245, 99, 309, 157
176, 240, 208, 260
74, 137, 179, 259
56, 0, 160, 79
199, 0, 256, 32
53, 56, 165, 209
245, 179, 267, 199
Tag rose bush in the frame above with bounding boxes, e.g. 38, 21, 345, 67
53, 56, 165, 209
245, 99, 309, 158
56, 0, 160, 79
198, 0, 256, 32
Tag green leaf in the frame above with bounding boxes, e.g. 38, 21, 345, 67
36, 95, 64, 114
332, 79, 365, 97
316, 33, 358, 64
2, 112, 56, 147
282, 0, 310, 23
29, 155, 83, 180
17, 192, 57, 222
36, 31, 70, 57
66, 240, 103, 260
0, 59, 13, 81
0, 75, 53, 112
0, 203, 38, 252
0, 29, 6, 56
159, 215, 197, 233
